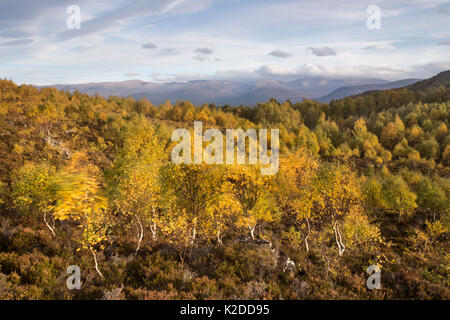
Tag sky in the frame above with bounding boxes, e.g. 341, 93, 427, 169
1, 0, 450, 85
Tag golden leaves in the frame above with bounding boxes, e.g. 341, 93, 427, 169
45, 169, 109, 251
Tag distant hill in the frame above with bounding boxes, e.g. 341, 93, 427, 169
40, 73, 450, 106
318, 79, 421, 102
42, 77, 392, 106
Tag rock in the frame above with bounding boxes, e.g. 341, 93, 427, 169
44, 135, 71, 159
283, 257, 296, 273
234, 237, 275, 252
234, 236, 252, 244
293, 280, 310, 298
255, 239, 272, 248
102, 285, 124, 300
244, 281, 268, 299
182, 269, 197, 283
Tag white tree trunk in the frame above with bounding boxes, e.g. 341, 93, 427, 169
249, 224, 256, 240
90, 248, 103, 278
134, 216, 144, 256
304, 218, 311, 252
43, 212, 56, 237
150, 221, 158, 241
333, 220, 345, 256
217, 229, 223, 245
337, 224, 345, 255
150, 206, 158, 241
190, 220, 197, 245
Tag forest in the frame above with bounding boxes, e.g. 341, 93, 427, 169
0, 71, 448, 300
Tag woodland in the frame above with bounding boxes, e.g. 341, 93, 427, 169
0, 71, 448, 299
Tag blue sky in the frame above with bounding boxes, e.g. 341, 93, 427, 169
1, 0, 450, 85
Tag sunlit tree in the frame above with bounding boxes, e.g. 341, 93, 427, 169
46, 170, 109, 277
313, 163, 363, 256
276, 151, 319, 251
226, 165, 276, 240
108, 119, 166, 255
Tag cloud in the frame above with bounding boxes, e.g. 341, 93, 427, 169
194, 55, 207, 61
72, 45, 98, 52
142, 42, 157, 49
193, 47, 213, 62
269, 50, 291, 58
165, 61, 450, 83
438, 40, 450, 45
308, 47, 336, 57
55, 0, 212, 41
0, 30, 34, 39
256, 64, 298, 77
0, 0, 110, 43
1, 0, 449, 86
0, 39, 34, 46
255, 1, 403, 24
56, 0, 170, 41
362, 43, 396, 51
409, 62, 450, 78
0, 0, 63, 31
169, 0, 214, 15
194, 47, 213, 55
124, 73, 140, 77
160, 48, 178, 55
437, 7, 450, 14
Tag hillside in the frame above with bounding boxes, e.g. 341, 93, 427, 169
408, 70, 450, 90
328, 70, 450, 116
343, 70, 450, 101
318, 79, 421, 102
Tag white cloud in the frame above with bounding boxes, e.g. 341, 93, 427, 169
169, 0, 215, 15
437, 7, 450, 14
160, 48, 178, 55
0, 39, 34, 46
124, 73, 140, 77
159, 61, 450, 82
361, 43, 396, 51
55, 0, 214, 41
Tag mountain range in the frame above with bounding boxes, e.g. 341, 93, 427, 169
41, 77, 423, 106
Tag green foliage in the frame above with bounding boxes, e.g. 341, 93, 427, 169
107, 118, 166, 250
11, 162, 55, 214
162, 163, 225, 245
415, 177, 448, 216
364, 171, 417, 216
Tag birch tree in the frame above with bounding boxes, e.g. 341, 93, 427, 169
313, 163, 363, 256
162, 163, 223, 245
46, 170, 109, 277
109, 120, 165, 255
11, 162, 56, 236
226, 165, 276, 240
277, 151, 319, 251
